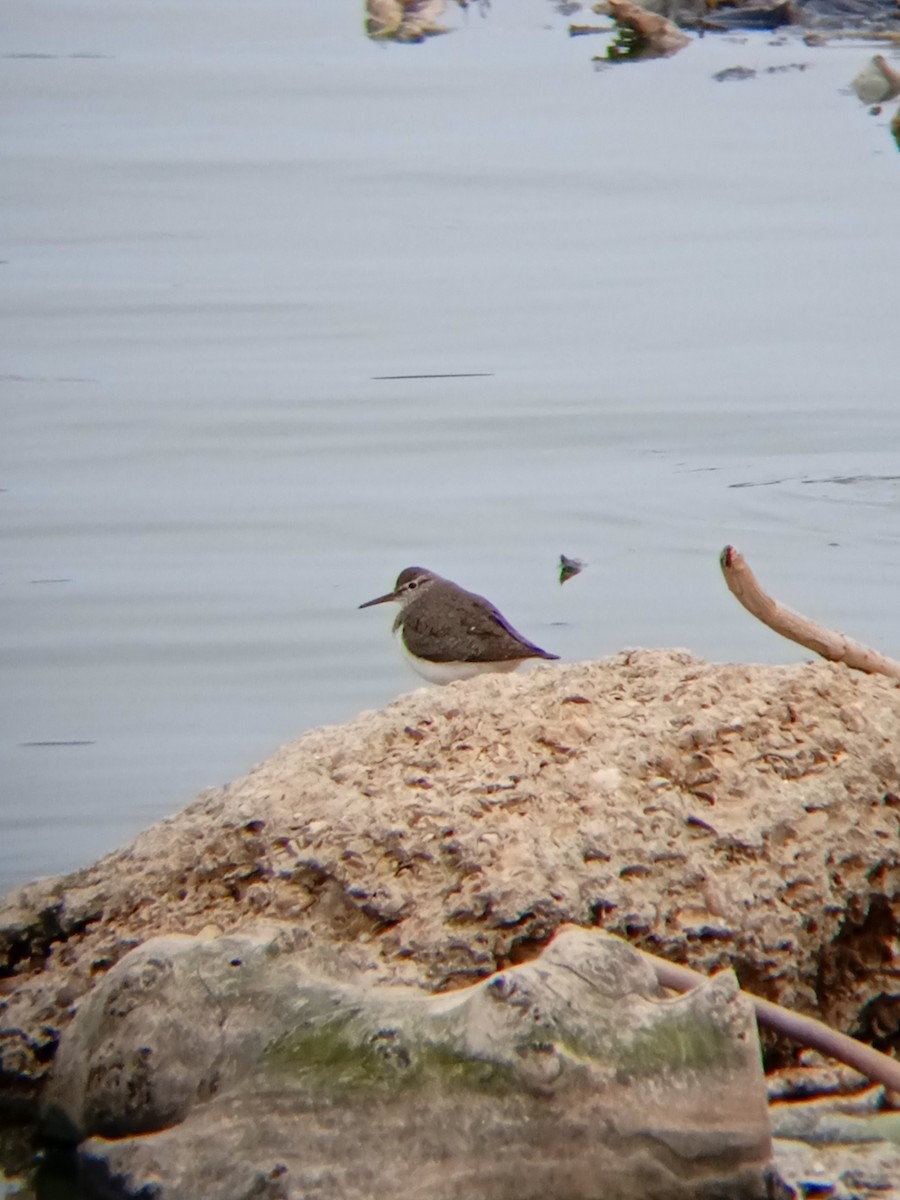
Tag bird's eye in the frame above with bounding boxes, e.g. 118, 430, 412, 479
407, 581, 418, 590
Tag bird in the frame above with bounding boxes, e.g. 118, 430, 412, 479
359, 566, 559, 684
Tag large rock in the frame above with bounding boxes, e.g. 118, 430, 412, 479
2, 651, 899, 1112
43, 923, 774, 1200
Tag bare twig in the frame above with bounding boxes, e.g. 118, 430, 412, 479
638, 950, 900, 1093
720, 545, 900, 681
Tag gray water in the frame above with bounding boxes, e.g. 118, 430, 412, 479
2, 0, 899, 896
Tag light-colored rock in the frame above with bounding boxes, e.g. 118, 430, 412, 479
773, 1135, 900, 1200
851, 55, 900, 105
606, 0, 691, 57
43, 924, 774, 1199
770, 1093, 900, 1144
2, 651, 899, 1110
767, 1061, 872, 1101
365, 0, 451, 42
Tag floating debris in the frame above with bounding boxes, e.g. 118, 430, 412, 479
764, 63, 810, 74
713, 66, 756, 82
712, 62, 811, 84
699, 1, 791, 31
559, 555, 584, 585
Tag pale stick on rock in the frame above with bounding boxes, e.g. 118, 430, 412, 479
637, 949, 900, 1094
720, 545, 900, 681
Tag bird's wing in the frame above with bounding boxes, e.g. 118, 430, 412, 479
402, 590, 558, 663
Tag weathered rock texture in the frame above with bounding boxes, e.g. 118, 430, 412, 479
43, 924, 773, 1200
2, 651, 899, 1113
365, 0, 451, 41
773, 1133, 900, 1200
602, 0, 900, 32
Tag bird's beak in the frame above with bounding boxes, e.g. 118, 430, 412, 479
359, 590, 397, 609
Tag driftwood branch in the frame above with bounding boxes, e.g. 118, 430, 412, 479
720, 545, 900, 681
638, 949, 900, 1094
707, 548, 900, 1085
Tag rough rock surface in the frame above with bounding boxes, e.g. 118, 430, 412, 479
2, 651, 899, 1112
42, 924, 774, 1200
773, 1135, 900, 1200
595, 0, 900, 31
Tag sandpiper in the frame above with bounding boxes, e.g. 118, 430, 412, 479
359, 566, 559, 684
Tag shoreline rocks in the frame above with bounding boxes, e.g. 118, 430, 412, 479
593, 0, 900, 33
42, 924, 775, 1199
1, 650, 898, 1194
3, 652, 899, 1104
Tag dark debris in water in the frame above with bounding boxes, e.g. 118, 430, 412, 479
713, 62, 810, 81
698, 1, 793, 31
559, 555, 584, 585
730, 473, 900, 489
713, 66, 758, 80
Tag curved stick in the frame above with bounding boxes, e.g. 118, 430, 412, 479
639, 950, 900, 1093
720, 546, 900, 681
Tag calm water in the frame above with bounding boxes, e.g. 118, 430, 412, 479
2, 0, 899, 896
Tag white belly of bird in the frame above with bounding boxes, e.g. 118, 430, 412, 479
395, 627, 522, 685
